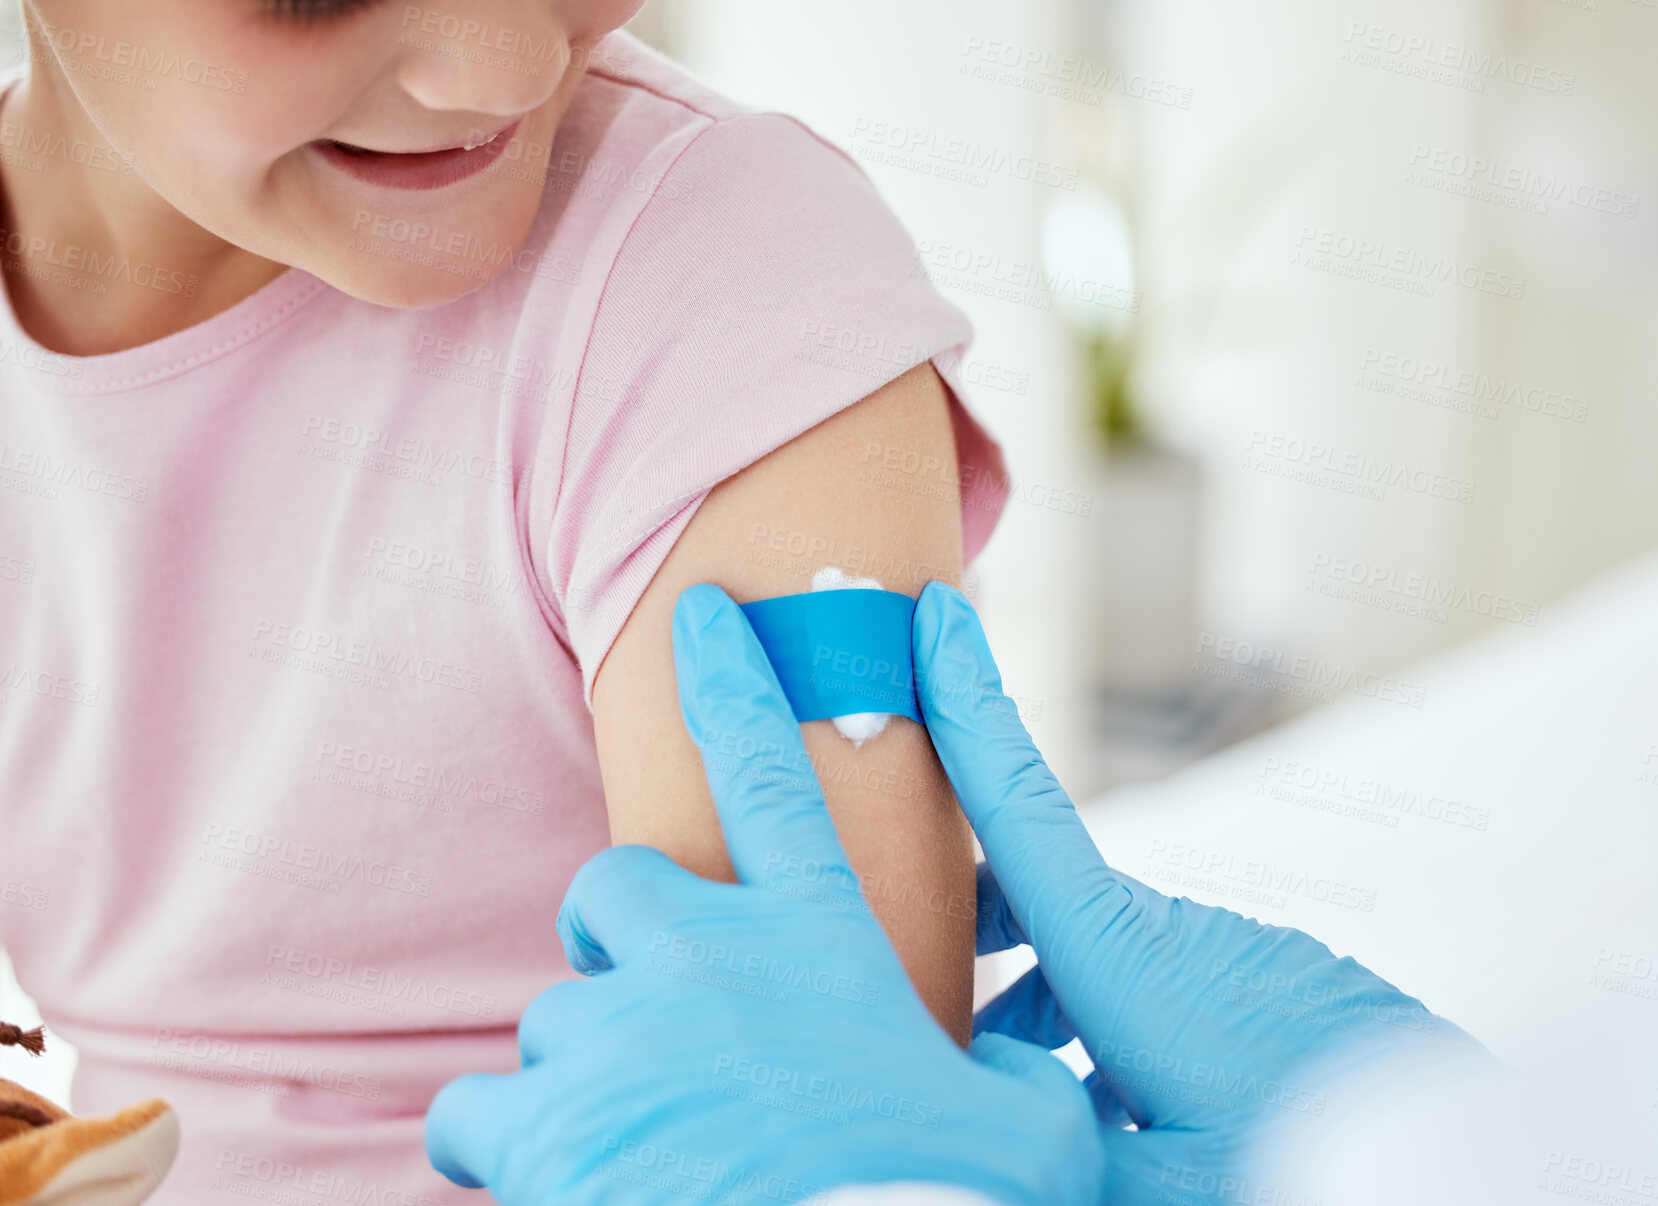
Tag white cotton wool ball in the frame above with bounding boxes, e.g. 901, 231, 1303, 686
810, 567, 892, 747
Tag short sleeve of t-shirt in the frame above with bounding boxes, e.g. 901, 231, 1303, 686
539, 109, 1011, 709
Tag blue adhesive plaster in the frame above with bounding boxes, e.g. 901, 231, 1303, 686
739, 589, 921, 723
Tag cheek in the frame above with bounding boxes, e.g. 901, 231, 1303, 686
28, 0, 354, 177
92, 85, 328, 220
202, 20, 385, 160
558, 0, 648, 45
230, 72, 360, 158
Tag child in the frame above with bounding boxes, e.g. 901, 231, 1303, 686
0, 2, 1010, 1198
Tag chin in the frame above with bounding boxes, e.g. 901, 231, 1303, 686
325, 260, 500, 310
304, 201, 544, 310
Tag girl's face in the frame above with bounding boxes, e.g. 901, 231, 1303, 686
21, 0, 643, 307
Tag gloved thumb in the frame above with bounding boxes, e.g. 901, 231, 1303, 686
966, 1030, 1086, 1100
972, 973, 1136, 1130
915, 582, 1161, 1039
972, 964, 1076, 1051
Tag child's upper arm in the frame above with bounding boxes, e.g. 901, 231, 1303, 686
589, 362, 977, 1046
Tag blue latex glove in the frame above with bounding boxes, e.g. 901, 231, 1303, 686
423, 583, 1107, 1206
916, 581, 1491, 1201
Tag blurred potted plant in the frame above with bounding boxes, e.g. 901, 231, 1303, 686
1080, 324, 1201, 701
1044, 187, 1210, 788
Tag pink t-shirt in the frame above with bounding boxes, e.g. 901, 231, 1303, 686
0, 29, 1008, 1204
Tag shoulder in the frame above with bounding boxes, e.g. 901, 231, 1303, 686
576, 29, 759, 126
0, 61, 26, 106
543, 31, 893, 246
515, 35, 938, 374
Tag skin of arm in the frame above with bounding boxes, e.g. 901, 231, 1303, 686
590, 362, 978, 1047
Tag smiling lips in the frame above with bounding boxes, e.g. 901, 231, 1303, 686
316, 115, 524, 191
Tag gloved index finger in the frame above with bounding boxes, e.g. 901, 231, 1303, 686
425, 1069, 538, 1190
974, 861, 1029, 955
914, 583, 1140, 989
555, 844, 712, 975
673, 584, 863, 909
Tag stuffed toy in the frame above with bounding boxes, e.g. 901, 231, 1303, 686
0, 1021, 178, 1205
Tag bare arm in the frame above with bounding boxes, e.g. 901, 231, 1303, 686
590, 362, 977, 1045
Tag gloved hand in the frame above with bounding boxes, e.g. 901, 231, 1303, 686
917, 581, 1491, 1202
423, 583, 1107, 1206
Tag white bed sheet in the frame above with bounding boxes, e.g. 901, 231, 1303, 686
1072, 547, 1658, 1118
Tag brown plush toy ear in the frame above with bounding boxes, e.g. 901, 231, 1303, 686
0, 1022, 179, 1206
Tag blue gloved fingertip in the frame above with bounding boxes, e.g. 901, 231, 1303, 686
672, 583, 745, 746
673, 583, 736, 647
915, 579, 1005, 716
554, 897, 612, 976
424, 1073, 493, 1189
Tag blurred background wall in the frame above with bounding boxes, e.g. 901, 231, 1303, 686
625, 0, 1658, 798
